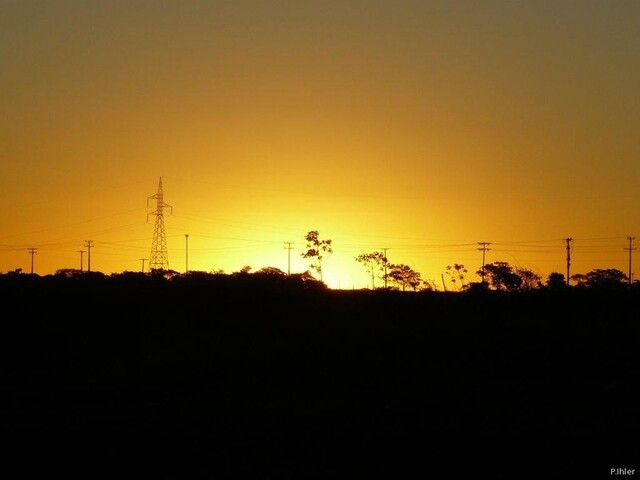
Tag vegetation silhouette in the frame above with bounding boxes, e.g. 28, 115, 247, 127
1, 267, 639, 478
386, 263, 423, 291
355, 251, 388, 289
301, 230, 333, 282
477, 261, 542, 292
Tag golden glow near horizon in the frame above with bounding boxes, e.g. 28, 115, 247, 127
1, 1, 639, 288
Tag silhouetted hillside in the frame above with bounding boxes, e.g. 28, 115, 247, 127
2, 274, 638, 478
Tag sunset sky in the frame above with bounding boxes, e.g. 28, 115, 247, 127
1, 0, 639, 289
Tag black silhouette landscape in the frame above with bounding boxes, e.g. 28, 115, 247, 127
3, 270, 638, 478
3, 2, 640, 478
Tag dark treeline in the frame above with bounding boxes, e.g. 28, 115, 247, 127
2, 270, 639, 478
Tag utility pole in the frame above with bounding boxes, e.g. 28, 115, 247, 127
477, 242, 491, 284
85, 240, 93, 272
185, 234, 189, 273
382, 247, 390, 289
564, 238, 573, 286
626, 236, 636, 286
27, 247, 37, 274
284, 241, 294, 275
77, 250, 85, 272
140, 258, 148, 273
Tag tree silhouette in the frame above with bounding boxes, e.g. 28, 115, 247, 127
54, 268, 83, 279
569, 273, 588, 287
355, 251, 388, 289
301, 230, 333, 283
478, 262, 522, 291
445, 263, 468, 291
387, 263, 422, 291
421, 278, 438, 291
256, 267, 286, 276
583, 268, 627, 289
478, 262, 541, 292
546, 272, 567, 290
514, 267, 542, 291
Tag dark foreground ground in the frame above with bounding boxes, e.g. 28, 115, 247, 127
2, 279, 638, 478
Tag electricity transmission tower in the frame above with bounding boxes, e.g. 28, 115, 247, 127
147, 177, 172, 272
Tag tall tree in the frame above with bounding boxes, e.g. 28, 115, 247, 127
514, 267, 542, 291
387, 263, 422, 291
301, 230, 333, 283
584, 268, 628, 289
569, 273, 588, 287
477, 261, 541, 292
477, 261, 522, 292
355, 251, 388, 289
546, 272, 567, 290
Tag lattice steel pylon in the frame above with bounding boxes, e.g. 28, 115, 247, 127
147, 177, 173, 271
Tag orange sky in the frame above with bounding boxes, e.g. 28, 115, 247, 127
1, 1, 639, 288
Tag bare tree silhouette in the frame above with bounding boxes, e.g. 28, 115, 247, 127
301, 230, 333, 283
356, 251, 388, 289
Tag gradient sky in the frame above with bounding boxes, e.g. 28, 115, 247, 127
1, 0, 639, 288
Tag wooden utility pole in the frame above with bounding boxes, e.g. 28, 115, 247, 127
565, 238, 573, 286
85, 240, 93, 272
185, 234, 189, 273
28, 247, 37, 274
77, 250, 85, 272
626, 236, 636, 285
284, 241, 294, 275
477, 242, 491, 284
